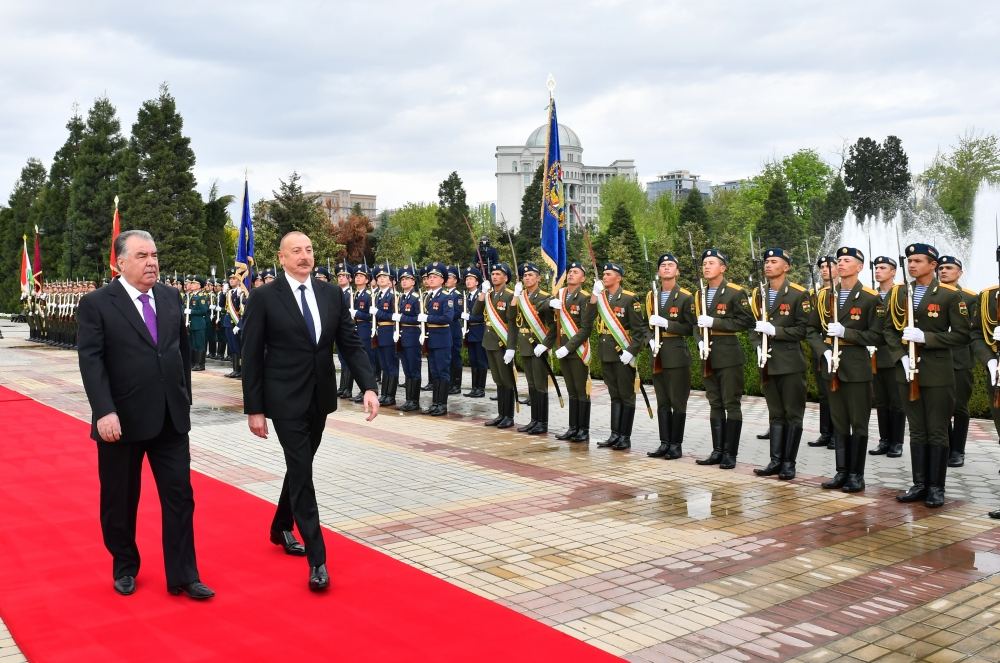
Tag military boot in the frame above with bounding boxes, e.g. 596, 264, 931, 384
556, 398, 579, 440
948, 414, 969, 467
613, 406, 635, 450
842, 435, 868, 493
869, 408, 891, 455
597, 401, 622, 448
754, 421, 786, 476
571, 400, 591, 443
821, 434, 849, 489
697, 418, 725, 465
778, 424, 803, 480
719, 419, 742, 469
925, 445, 948, 508
648, 408, 672, 458
896, 444, 928, 502
666, 412, 686, 460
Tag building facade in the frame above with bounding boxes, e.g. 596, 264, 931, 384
646, 170, 715, 203
306, 190, 377, 224
495, 124, 636, 229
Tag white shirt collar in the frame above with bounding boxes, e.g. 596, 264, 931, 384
285, 271, 312, 292
119, 276, 153, 301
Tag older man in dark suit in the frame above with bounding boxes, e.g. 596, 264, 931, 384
77, 229, 214, 600
241, 231, 379, 591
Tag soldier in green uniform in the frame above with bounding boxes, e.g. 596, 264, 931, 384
508, 263, 556, 435
474, 263, 517, 429
869, 256, 906, 458
646, 253, 696, 460
808, 247, 883, 492
807, 256, 837, 450
974, 275, 1000, 519
694, 249, 754, 469
551, 261, 596, 443
184, 275, 211, 371
936, 256, 978, 467
593, 262, 649, 451
885, 243, 970, 508
750, 248, 811, 480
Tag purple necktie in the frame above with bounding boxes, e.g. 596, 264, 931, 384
138, 293, 158, 344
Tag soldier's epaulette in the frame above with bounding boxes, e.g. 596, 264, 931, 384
679, 287, 692, 296
939, 283, 958, 292
623, 289, 635, 296
538, 290, 550, 297
983, 285, 1000, 293
503, 287, 513, 294
789, 282, 806, 292
726, 283, 744, 291
962, 287, 977, 297
862, 287, 878, 296
580, 289, 591, 297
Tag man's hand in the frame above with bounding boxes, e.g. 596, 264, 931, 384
391, 312, 402, 322
503, 349, 515, 364
648, 314, 669, 329
481, 282, 492, 294
698, 339, 709, 360
989, 359, 999, 386
901, 355, 913, 381
993, 327, 1000, 343
823, 349, 834, 374
620, 350, 634, 365
96, 412, 122, 443
417, 313, 428, 323
184, 308, 192, 315
592, 280, 604, 296
827, 322, 846, 338
555, 346, 569, 359
461, 312, 471, 321
512, 282, 523, 298
248, 413, 268, 439
755, 320, 776, 336
363, 390, 380, 422
902, 327, 926, 344
697, 315, 714, 329
649, 338, 657, 353
533, 343, 547, 357
549, 298, 562, 310
233, 325, 240, 334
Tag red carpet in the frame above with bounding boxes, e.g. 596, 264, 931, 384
0, 390, 621, 662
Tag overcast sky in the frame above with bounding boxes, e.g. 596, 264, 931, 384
2, 0, 998, 215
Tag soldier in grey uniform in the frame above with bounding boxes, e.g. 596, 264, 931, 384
551, 261, 596, 443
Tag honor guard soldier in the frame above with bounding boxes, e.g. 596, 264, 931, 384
508, 263, 556, 435
206, 278, 220, 360
974, 268, 1000, 518
418, 262, 456, 415
694, 249, 754, 468
334, 262, 354, 399
551, 261, 596, 443
373, 262, 400, 406
807, 256, 838, 450
593, 261, 649, 450
395, 266, 424, 411
937, 256, 977, 467
350, 264, 377, 403
261, 268, 276, 284
215, 278, 228, 360
808, 247, 883, 492
313, 265, 330, 282
870, 256, 906, 457
445, 265, 465, 395
646, 253, 696, 459
886, 243, 970, 508
222, 268, 247, 378
474, 263, 517, 428
462, 267, 488, 398
750, 248, 810, 480
184, 275, 211, 371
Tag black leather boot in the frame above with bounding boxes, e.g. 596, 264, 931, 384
887, 410, 905, 457
528, 395, 548, 434
420, 380, 439, 414
399, 381, 420, 412
821, 434, 849, 489
925, 445, 948, 507
497, 388, 515, 428
556, 398, 579, 440
648, 408, 672, 457
383, 375, 397, 407
948, 413, 969, 467
756, 429, 770, 440
897, 444, 928, 502
778, 424, 803, 480
666, 412, 686, 459
338, 368, 353, 399
598, 401, 622, 448
517, 389, 538, 432
842, 435, 868, 493
449, 364, 462, 395
870, 408, 891, 455
571, 400, 590, 443
485, 386, 505, 425
432, 380, 449, 416
697, 418, 725, 465
378, 377, 390, 405
754, 421, 786, 476
808, 401, 832, 447
477, 368, 488, 397
613, 406, 635, 450
719, 419, 742, 469
225, 355, 241, 378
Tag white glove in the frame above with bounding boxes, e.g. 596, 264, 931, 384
697, 315, 714, 329
867, 345, 877, 357
481, 282, 492, 294
533, 343, 547, 357
555, 346, 569, 359
349, 308, 357, 318
593, 280, 604, 295
620, 350, 634, 365
902, 327, 925, 344
417, 313, 428, 322
901, 355, 913, 381
548, 298, 562, 310
990, 359, 999, 386
391, 312, 402, 322
648, 338, 657, 353
184, 308, 192, 314
994, 327, 1000, 343
756, 346, 765, 368
512, 282, 523, 298
826, 322, 846, 338
233, 325, 240, 334
823, 349, 833, 373
755, 320, 776, 336
698, 339, 709, 360
648, 314, 669, 329
460, 312, 470, 320
503, 349, 515, 364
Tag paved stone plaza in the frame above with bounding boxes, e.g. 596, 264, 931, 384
3, 318, 1000, 662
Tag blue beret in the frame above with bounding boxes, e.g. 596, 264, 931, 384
816, 255, 835, 267
566, 261, 587, 273
905, 243, 939, 260
519, 262, 541, 276
602, 262, 624, 276
491, 262, 513, 280
764, 247, 792, 265
873, 256, 897, 268
657, 253, 679, 267
938, 255, 962, 269
836, 246, 865, 263
701, 248, 728, 265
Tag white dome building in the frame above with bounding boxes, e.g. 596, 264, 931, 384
495, 124, 636, 229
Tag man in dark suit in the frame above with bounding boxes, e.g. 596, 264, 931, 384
77, 229, 214, 600
241, 231, 379, 591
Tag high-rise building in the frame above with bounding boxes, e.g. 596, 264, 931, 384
646, 170, 714, 203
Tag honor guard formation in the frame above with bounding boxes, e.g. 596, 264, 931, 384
25, 239, 1000, 518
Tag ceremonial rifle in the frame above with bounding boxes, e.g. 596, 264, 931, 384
827, 254, 841, 393
895, 224, 919, 400
643, 235, 662, 373
688, 231, 712, 377
502, 226, 525, 411
993, 217, 1000, 407
749, 233, 769, 383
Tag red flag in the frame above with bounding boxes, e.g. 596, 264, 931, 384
109, 196, 121, 277
32, 226, 43, 291
19, 235, 32, 298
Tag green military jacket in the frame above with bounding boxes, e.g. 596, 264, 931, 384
873, 288, 897, 370
700, 279, 754, 370
951, 286, 978, 372
556, 286, 595, 355
749, 278, 810, 376
807, 281, 883, 383
646, 284, 695, 369
974, 286, 1000, 367
509, 287, 556, 356
883, 279, 970, 387
471, 286, 515, 352
187, 289, 211, 331
595, 287, 649, 362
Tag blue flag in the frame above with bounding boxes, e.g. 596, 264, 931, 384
235, 179, 255, 291
540, 97, 567, 289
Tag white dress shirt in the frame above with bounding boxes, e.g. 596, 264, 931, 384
119, 276, 156, 317
285, 272, 322, 342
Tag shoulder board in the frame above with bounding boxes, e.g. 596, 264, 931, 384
623, 289, 635, 297
503, 287, 513, 294
962, 287, 977, 297
862, 287, 878, 296
679, 287, 692, 296
789, 282, 806, 292
727, 283, 744, 292
538, 290, 549, 297
939, 283, 958, 291
580, 289, 590, 297
983, 285, 1000, 293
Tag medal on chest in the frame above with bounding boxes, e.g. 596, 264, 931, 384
927, 303, 940, 318
849, 306, 862, 321
778, 303, 791, 316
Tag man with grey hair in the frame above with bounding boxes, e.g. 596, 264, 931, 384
77, 229, 214, 600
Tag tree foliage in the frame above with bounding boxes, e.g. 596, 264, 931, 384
333, 210, 373, 265
435, 171, 470, 265
514, 165, 543, 265
920, 130, 1000, 233
203, 182, 235, 272
37, 110, 85, 278
0, 159, 48, 309
756, 177, 802, 256
373, 202, 440, 266
844, 135, 912, 220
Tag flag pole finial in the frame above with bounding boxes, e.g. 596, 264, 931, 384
114, 195, 119, 207
546, 74, 556, 95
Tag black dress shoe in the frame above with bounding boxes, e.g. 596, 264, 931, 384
270, 530, 307, 556
309, 564, 329, 591
168, 581, 215, 600
989, 508, 1000, 519
114, 575, 136, 596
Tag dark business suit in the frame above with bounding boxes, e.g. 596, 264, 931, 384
241, 274, 376, 566
77, 278, 200, 587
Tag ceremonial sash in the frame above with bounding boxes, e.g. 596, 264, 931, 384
484, 291, 509, 339
596, 290, 631, 351
559, 288, 591, 363
517, 291, 550, 344
226, 289, 244, 326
